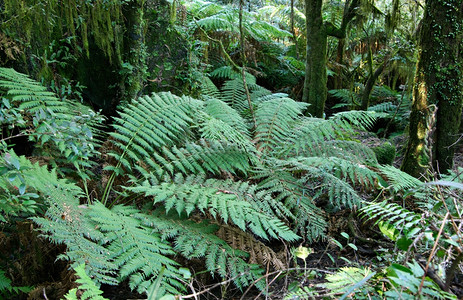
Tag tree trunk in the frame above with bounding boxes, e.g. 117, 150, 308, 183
401, 0, 463, 177
303, 0, 359, 117
303, 0, 327, 118
290, 0, 298, 59
123, 0, 146, 101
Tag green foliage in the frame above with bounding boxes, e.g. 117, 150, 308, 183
64, 264, 108, 300
372, 141, 396, 165
385, 262, 456, 299
0, 68, 104, 181
323, 267, 376, 299
130, 174, 299, 242
0, 150, 81, 221
1, 68, 416, 298
0, 269, 32, 299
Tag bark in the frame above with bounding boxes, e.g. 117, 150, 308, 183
123, 0, 146, 101
402, 0, 463, 177
361, 53, 391, 110
303, 0, 359, 117
290, 0, 298, 59
303, 0, 326, 118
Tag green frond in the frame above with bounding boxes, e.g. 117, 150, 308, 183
209, 66, 241, 80
279, 157, 375, 208
186, 0, 224, 18
87, 202, 183, 295
195, 10, 239, 33
248, 20, 292, 41
360, 200, 422, 233
220, 78, 250, 113
379, 165, 422, 192
330, 110, 381, 132
329, 89, 361, 108
128, 174, 299, 242
368, 101, 397, 113
203, 98, 250, 135
32, 186, 118, 285
254, 96, 307, 153
200, 76, 220, 98
142, 211, 265, 290
168, 140, 252, 176
323, 267, 375, 298
198, 116, 255, 156
0, 150, 83, 221
0, 67, 66, 113
254, 167, 327, 241
110, 92, 201, 173
64, 264, 108, 300
277, 112, 380, 162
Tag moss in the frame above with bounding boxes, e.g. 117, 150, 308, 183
372, 141, 396, 165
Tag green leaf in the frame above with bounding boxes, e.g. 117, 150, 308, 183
294, 245, 313, 260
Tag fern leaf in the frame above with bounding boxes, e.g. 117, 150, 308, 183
140, 210, 266, 290
379, 165, 423, 191
64, 264, 108, 300
128, 174, 299, 242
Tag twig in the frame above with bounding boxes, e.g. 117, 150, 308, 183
43, 288, 49, 300
178, 273, 247, 299
417, 212, 448, 296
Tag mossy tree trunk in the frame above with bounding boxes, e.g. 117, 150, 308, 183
303, 0, 359, 117
123, 0, 146, 102
303, 0, 327, 118
401, 0, 463, 177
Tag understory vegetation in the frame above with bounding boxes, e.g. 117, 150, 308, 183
1, 0, 462, 299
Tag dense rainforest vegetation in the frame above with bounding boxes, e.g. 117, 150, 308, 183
0, 0, 462, 298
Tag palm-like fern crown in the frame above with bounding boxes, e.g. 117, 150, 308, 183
1, 68, 389, 297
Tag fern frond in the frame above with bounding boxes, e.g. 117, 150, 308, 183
323, 267, 375, 297
254, 96, 307, 153
64, 264, 108, 300
32, 186, 118, 285
360, 200, 423, 233
279, 157, 376, 208
140, 210, 265, 290
87, 202, 184, 295
220, 78, 249, 113
209, 66, 240, 80
330, 110, 380, 132
0, 67, 66, 113
200, 76, 220, 98
128, 174, 299, 242
109, 92, 201, 173
379, 165, 423, 192
203, 98, 250, 136
368, 101, 397, 113
254, 167, 327, 241
248, 20, 292, 41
